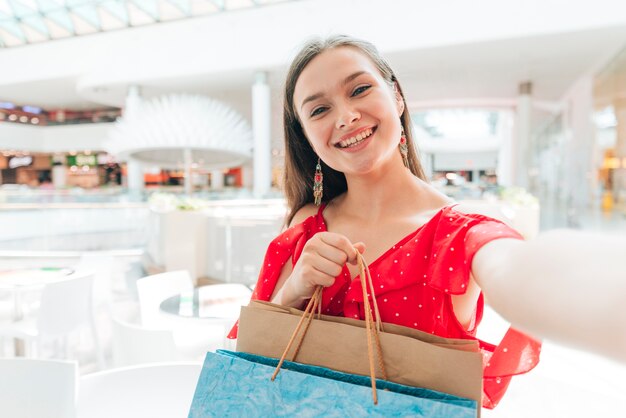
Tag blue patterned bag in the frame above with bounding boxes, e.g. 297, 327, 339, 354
188, 350, 477, 418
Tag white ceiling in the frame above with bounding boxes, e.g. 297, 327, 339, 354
390, 26, 626, 105
0, 0, 625, 111
2, 26, 626, 112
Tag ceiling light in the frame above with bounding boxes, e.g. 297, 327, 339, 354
22, 105, 42, 114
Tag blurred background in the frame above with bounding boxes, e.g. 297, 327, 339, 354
0, 1, 625, 417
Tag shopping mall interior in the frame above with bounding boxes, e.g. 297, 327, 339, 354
0, 0, 625, 417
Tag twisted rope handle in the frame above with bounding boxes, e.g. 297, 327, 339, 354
356, 252, 388, 403
271, 250, 387, 405
271, 285, 323, 381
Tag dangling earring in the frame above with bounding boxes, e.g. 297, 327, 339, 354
399, 125, 409, 168
313, 158, 323, 206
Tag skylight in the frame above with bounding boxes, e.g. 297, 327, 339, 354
412, 110, 500, 139
0, 0, 296, 48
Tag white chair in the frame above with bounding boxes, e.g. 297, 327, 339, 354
77, 253, 115, 312
111, 301, 226, 365
0, 358, 78, 418
136, 270, 193, 328
0, 271, 104, 369
111, 315, 181, 367
77, 362, 202, 418
0, 290, 15, 322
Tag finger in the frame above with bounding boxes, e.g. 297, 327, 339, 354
311, 256, 344, 278
310, 267, 336, 287
319, 232, 359, 263
316, 242, 349, 266
347, 242, 366, 265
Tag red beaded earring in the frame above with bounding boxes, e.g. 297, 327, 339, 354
399, 125, 409, 168
313, 158, 323, 206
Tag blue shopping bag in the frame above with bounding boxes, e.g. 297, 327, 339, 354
188, 350, 477, 418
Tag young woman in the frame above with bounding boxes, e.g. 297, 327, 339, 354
228, 35, 626, 409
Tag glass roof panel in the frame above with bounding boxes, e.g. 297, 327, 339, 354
20, 20, 48, 42
412, 109, 499, 139
8, 0, 34, 18
36, 0, 65, 14
126, 1, 153, 26
225, 0, 255, 11
44, 16, 72, 37
47, 9, 74, 32
0, 0, 299, 48
0, 1, 12, 16
65, 0, 92, 7
21, 0, 38, 10
167, 0, 190, 15
70, 11, 98, 34
22, 14, 49, 36
99, 0, 128, 24
73, 4, 102, 28
133, 0, 159, 20
158, 1, 185, 21
0, 29, 23, 45
191, 0, 219, 14
98, 6, 126, 30
0, 19, 24, 40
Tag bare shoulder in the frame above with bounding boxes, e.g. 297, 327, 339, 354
451, 201, 516, 226
450, 202, 483, 216
288, 203, 319, 227
454, 201, 502, 219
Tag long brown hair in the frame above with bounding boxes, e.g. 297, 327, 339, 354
283, 35, 426, 225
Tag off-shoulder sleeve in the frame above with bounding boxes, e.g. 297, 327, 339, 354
426, 209, 541, 409
226, 216, 319, 339
427, 210, 524, 294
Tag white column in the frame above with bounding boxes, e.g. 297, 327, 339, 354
184, 148, 193, 195
252, 72, 271, 199
124, 85, 142, 119
513, 81, 532, 189
563, 75, 595, 215
52, 164, 66, 189
126, 158, 144, 193
613, 98, 626, 207
496, 111, 514, 187
242, 162, 254, 191
123, 86, 145, 195
211, 169, 224, 191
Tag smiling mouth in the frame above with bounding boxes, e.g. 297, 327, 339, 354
335, 127, 375, 149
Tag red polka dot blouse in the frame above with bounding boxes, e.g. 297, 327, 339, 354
228, 203, 541, 409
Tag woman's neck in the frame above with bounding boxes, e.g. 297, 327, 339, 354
335, 161, 429, 222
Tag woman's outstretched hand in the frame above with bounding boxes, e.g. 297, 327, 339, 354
273, 232, 365, 308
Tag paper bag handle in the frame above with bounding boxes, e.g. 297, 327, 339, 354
271, 251, 388, 404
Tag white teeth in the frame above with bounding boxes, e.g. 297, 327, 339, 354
338, 128, 373, 148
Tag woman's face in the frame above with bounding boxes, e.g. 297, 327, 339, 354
293, 46, 404, 175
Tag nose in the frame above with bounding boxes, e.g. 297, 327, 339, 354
335, 102, 361, 130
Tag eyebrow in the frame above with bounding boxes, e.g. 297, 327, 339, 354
299, 71, 369, 111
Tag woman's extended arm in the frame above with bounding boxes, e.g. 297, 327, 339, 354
472, 229, 626, 363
